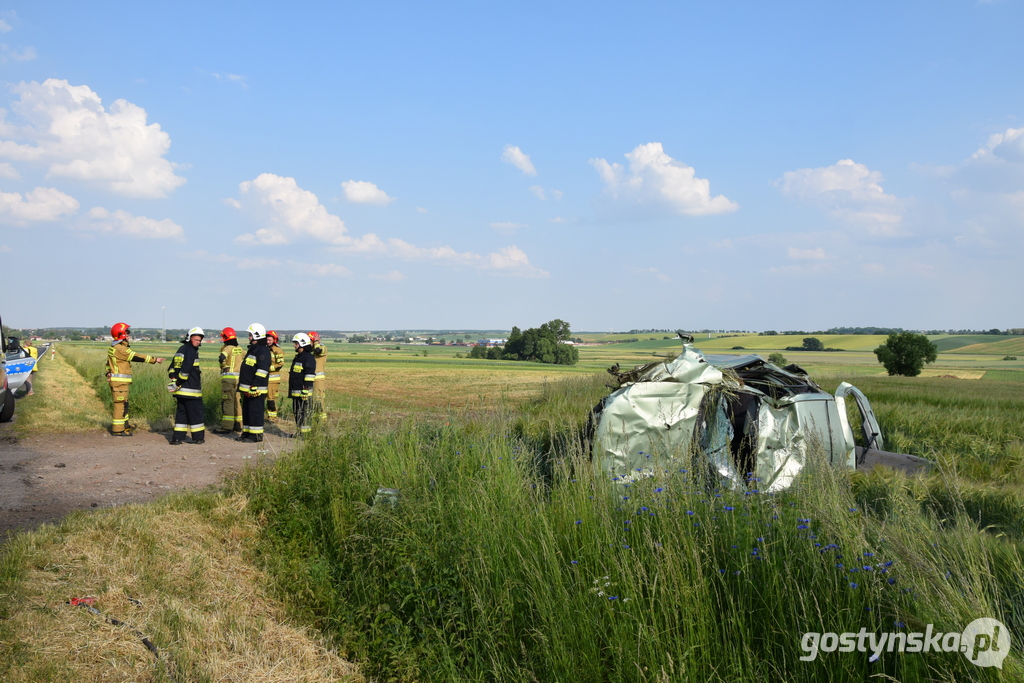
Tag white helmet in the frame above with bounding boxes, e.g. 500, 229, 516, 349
188, 327, 205, 339
247, 323, 267, 340
292, 332, 312, 348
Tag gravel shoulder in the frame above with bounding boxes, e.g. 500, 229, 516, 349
0, 425, 294, 539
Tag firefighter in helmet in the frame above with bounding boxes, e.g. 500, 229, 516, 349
168, 327, 206, 445
265, 330, 285, 420
214, 327, 246, 434
237, 323, 271, 442
289, 333, 317, 436
106, 322, 164, 436
309, 331, 328, 420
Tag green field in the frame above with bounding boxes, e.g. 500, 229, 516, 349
6, 339, 1024, 681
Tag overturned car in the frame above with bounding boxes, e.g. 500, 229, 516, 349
591, 335, 929, 492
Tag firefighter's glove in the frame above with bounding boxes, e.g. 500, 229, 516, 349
248, 389, 260, 398
166, 382, 178, 394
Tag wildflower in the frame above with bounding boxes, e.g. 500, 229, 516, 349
571, 560, 578, 565
640, 507, 648, 512
609, 596, 618, 600
883, 561, 893, 567
862, 566, 873, 571
756, 537, 764, 542
719, 569, 726, 574
686, 511, 694, 516
797, 518, 810, 523
655, 487, 664, 493
723, 506, 735, 512
575, 520, 582, 525
797, 525, 808, 530
850, 582, 859, 589
863, 552, 874, 557
894, 621, 906, 628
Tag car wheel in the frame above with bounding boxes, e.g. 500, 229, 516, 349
0, 388, 15, 422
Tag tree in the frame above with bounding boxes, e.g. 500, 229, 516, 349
802, 337, 824, 351
501, 320, 577, 365
874, 332, 938, 377
768, 352, 787, 366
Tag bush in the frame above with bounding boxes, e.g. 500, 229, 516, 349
768, 352, 787, 365
1003, 356, 1018, 361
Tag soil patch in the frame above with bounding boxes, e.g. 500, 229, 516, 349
0, 425, 294, 539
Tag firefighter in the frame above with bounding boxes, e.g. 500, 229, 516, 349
289, 333, 317, 436
309, 331, 328, 420
214, 327, 245, 434
106, 323, 164, 436
23, 339, 38, 395
265, 330, 285, 420
237, 323, 271, 442
168, 327, 205, 445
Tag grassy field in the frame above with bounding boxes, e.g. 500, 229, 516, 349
4, 340, 1024, 681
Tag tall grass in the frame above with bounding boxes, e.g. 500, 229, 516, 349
60, 344, 223, 430
237, 375, 1023, 682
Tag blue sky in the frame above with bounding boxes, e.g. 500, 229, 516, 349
1, 1, 1021, 333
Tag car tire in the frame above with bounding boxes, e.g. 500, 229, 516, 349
0, 388, 15, 422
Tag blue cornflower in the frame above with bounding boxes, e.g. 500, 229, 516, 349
888, 578, 897, 585
575, 520, 582, 525
894, 621, 906, 628
719, 569, 726, 574
797, 525, 808, 530
883, 561, 893, 567
609, 596, 618, 600
863, 552, 874, 557
850, 582, 859, 589
686, 511, 694, 516
797, 518, 810, 523
862, 566, 873, 571
756, 537, 764, 542
723, 506, 735, 511
655, 487, 664, 493
571, 560, 578, 565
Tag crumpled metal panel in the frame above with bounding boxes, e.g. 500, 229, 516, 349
593, 379, 708, 484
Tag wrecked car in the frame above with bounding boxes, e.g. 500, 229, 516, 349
591, 334, 928, 492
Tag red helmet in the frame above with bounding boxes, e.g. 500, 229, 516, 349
221, 327, 237, 342
267, 330, 279, 343
111, 322, 130, 340
308, 331, 320, 343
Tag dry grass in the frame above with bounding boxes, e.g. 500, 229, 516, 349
877, 368, 986, 380
10, 348, 108, 436
325, 364, 567, 410
0, 494, 362, 683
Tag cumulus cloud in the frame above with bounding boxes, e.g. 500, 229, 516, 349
416, 206, 428, 213
0, 79, 185, 198
342, 179, 395, 205
777, 159, 905, 236
79, 207, 184, 240
590, 142, 738, 216
502, 144, 537, 176
0, 162, 19, 180
0, 186, 79, 224
230, 173, 548, 277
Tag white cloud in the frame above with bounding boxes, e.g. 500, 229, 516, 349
212, 72, 248, 88
342, 179, 395, 205
416, 206, 428, 214
972, 126, 1024, 164
529, 185, 563, 201
0, 186, 79, 224
502, 144, 537, 176
230, 173, 548, 277
787, 247, 829, 260
590, 142, 738, 216
300, 260, 350, 277
0, 79, 185, 198
490, 221, 525, 234
549, 216, 565, 223
0, 162, 19, 180
80, 207, 184, 240
777, 159, 905, 236
0, 244, 11, 252
191, 250, 350, 276
0, 20, 11, 33
369, 270, 405, 282
0, 45, 34, 63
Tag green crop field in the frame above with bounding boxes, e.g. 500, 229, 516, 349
929, 335, 1021, 352
949, 337, 1024, 355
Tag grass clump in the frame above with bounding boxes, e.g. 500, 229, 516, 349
0, 492, 361, 682
238, 375, 1023, 682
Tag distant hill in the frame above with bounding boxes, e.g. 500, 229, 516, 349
948, 338, 1024, 355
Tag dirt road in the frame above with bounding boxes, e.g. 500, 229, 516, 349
0, 426, 293, 539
